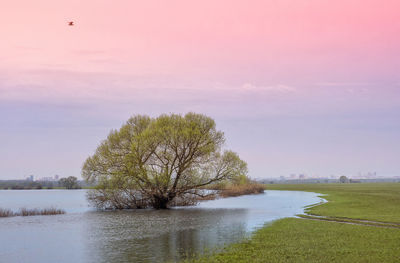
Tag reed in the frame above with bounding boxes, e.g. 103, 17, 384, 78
19, 207, 65, 216
219, 183, 265, 198
0, 207, 65, 217
0, 208, 15, 217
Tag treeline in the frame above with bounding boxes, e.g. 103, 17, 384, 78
0, 180, 56, 190
0, 178, 92, 190
262, 178, 400, 184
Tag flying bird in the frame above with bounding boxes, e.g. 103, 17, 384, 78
68, 21, 74, 26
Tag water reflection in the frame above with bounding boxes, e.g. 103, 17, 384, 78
0, 190, 322, 263
85, 209, 248, 263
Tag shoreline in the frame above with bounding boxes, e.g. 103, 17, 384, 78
186, 183, 400, 262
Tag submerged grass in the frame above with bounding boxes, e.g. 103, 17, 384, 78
0, 207, 65, 217
185, 183, 400, 262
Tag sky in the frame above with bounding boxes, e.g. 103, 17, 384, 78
1, 0, 400, 179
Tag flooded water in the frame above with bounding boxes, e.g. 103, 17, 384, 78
0, 190, 322, 263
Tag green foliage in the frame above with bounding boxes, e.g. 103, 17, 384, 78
82, 113, 247, 209
209, 170, 249, 189
231, 174, 250, 186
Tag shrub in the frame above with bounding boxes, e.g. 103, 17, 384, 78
219, 184, 265, 198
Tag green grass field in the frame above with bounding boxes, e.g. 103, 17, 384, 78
267, 183, 400, 223
187, 183, 400, 263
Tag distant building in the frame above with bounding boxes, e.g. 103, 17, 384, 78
37, 175, 60, 182
26, 175, 34, 181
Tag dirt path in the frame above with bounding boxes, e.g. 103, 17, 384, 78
298, 214, 400, 229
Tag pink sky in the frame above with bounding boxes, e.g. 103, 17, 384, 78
1, 0, 400, 179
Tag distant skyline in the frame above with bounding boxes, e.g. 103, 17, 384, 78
1, 0, 400, 179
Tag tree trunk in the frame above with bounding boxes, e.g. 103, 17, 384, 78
152, 195, 170, 209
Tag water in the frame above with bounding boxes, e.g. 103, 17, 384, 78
0, 190, 322, 263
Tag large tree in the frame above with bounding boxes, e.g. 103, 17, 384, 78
82, 113, 247, 209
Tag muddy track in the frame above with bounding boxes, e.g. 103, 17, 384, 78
298, 214, 400, 229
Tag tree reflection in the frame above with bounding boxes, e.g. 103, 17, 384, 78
84, 208, 249, 263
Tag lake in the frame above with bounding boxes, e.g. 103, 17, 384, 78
0, 190, 322, 263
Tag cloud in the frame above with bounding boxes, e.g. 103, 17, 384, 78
0, 69, 297, 106
72, 49, 108, 55
2, 68, 398, 123
314, 82, 373, 87
241, 83, 296, 93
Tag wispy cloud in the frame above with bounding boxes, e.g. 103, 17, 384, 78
1, 68, 399, 123
241, 83, 296, 93
315, 82, 373, 87
72, 49, 108, 55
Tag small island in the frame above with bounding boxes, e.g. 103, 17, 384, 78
83, 113, 264, 210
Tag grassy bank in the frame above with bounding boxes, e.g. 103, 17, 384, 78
267, 183, 400, 223
189, 218, 400, 263
187, 183, 400, 262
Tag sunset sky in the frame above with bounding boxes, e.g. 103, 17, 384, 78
1, 0, 399, 179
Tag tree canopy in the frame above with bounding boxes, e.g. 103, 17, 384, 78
339, 176, 349, 183
59, 176, 80, 189
82, 113, 248, 209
